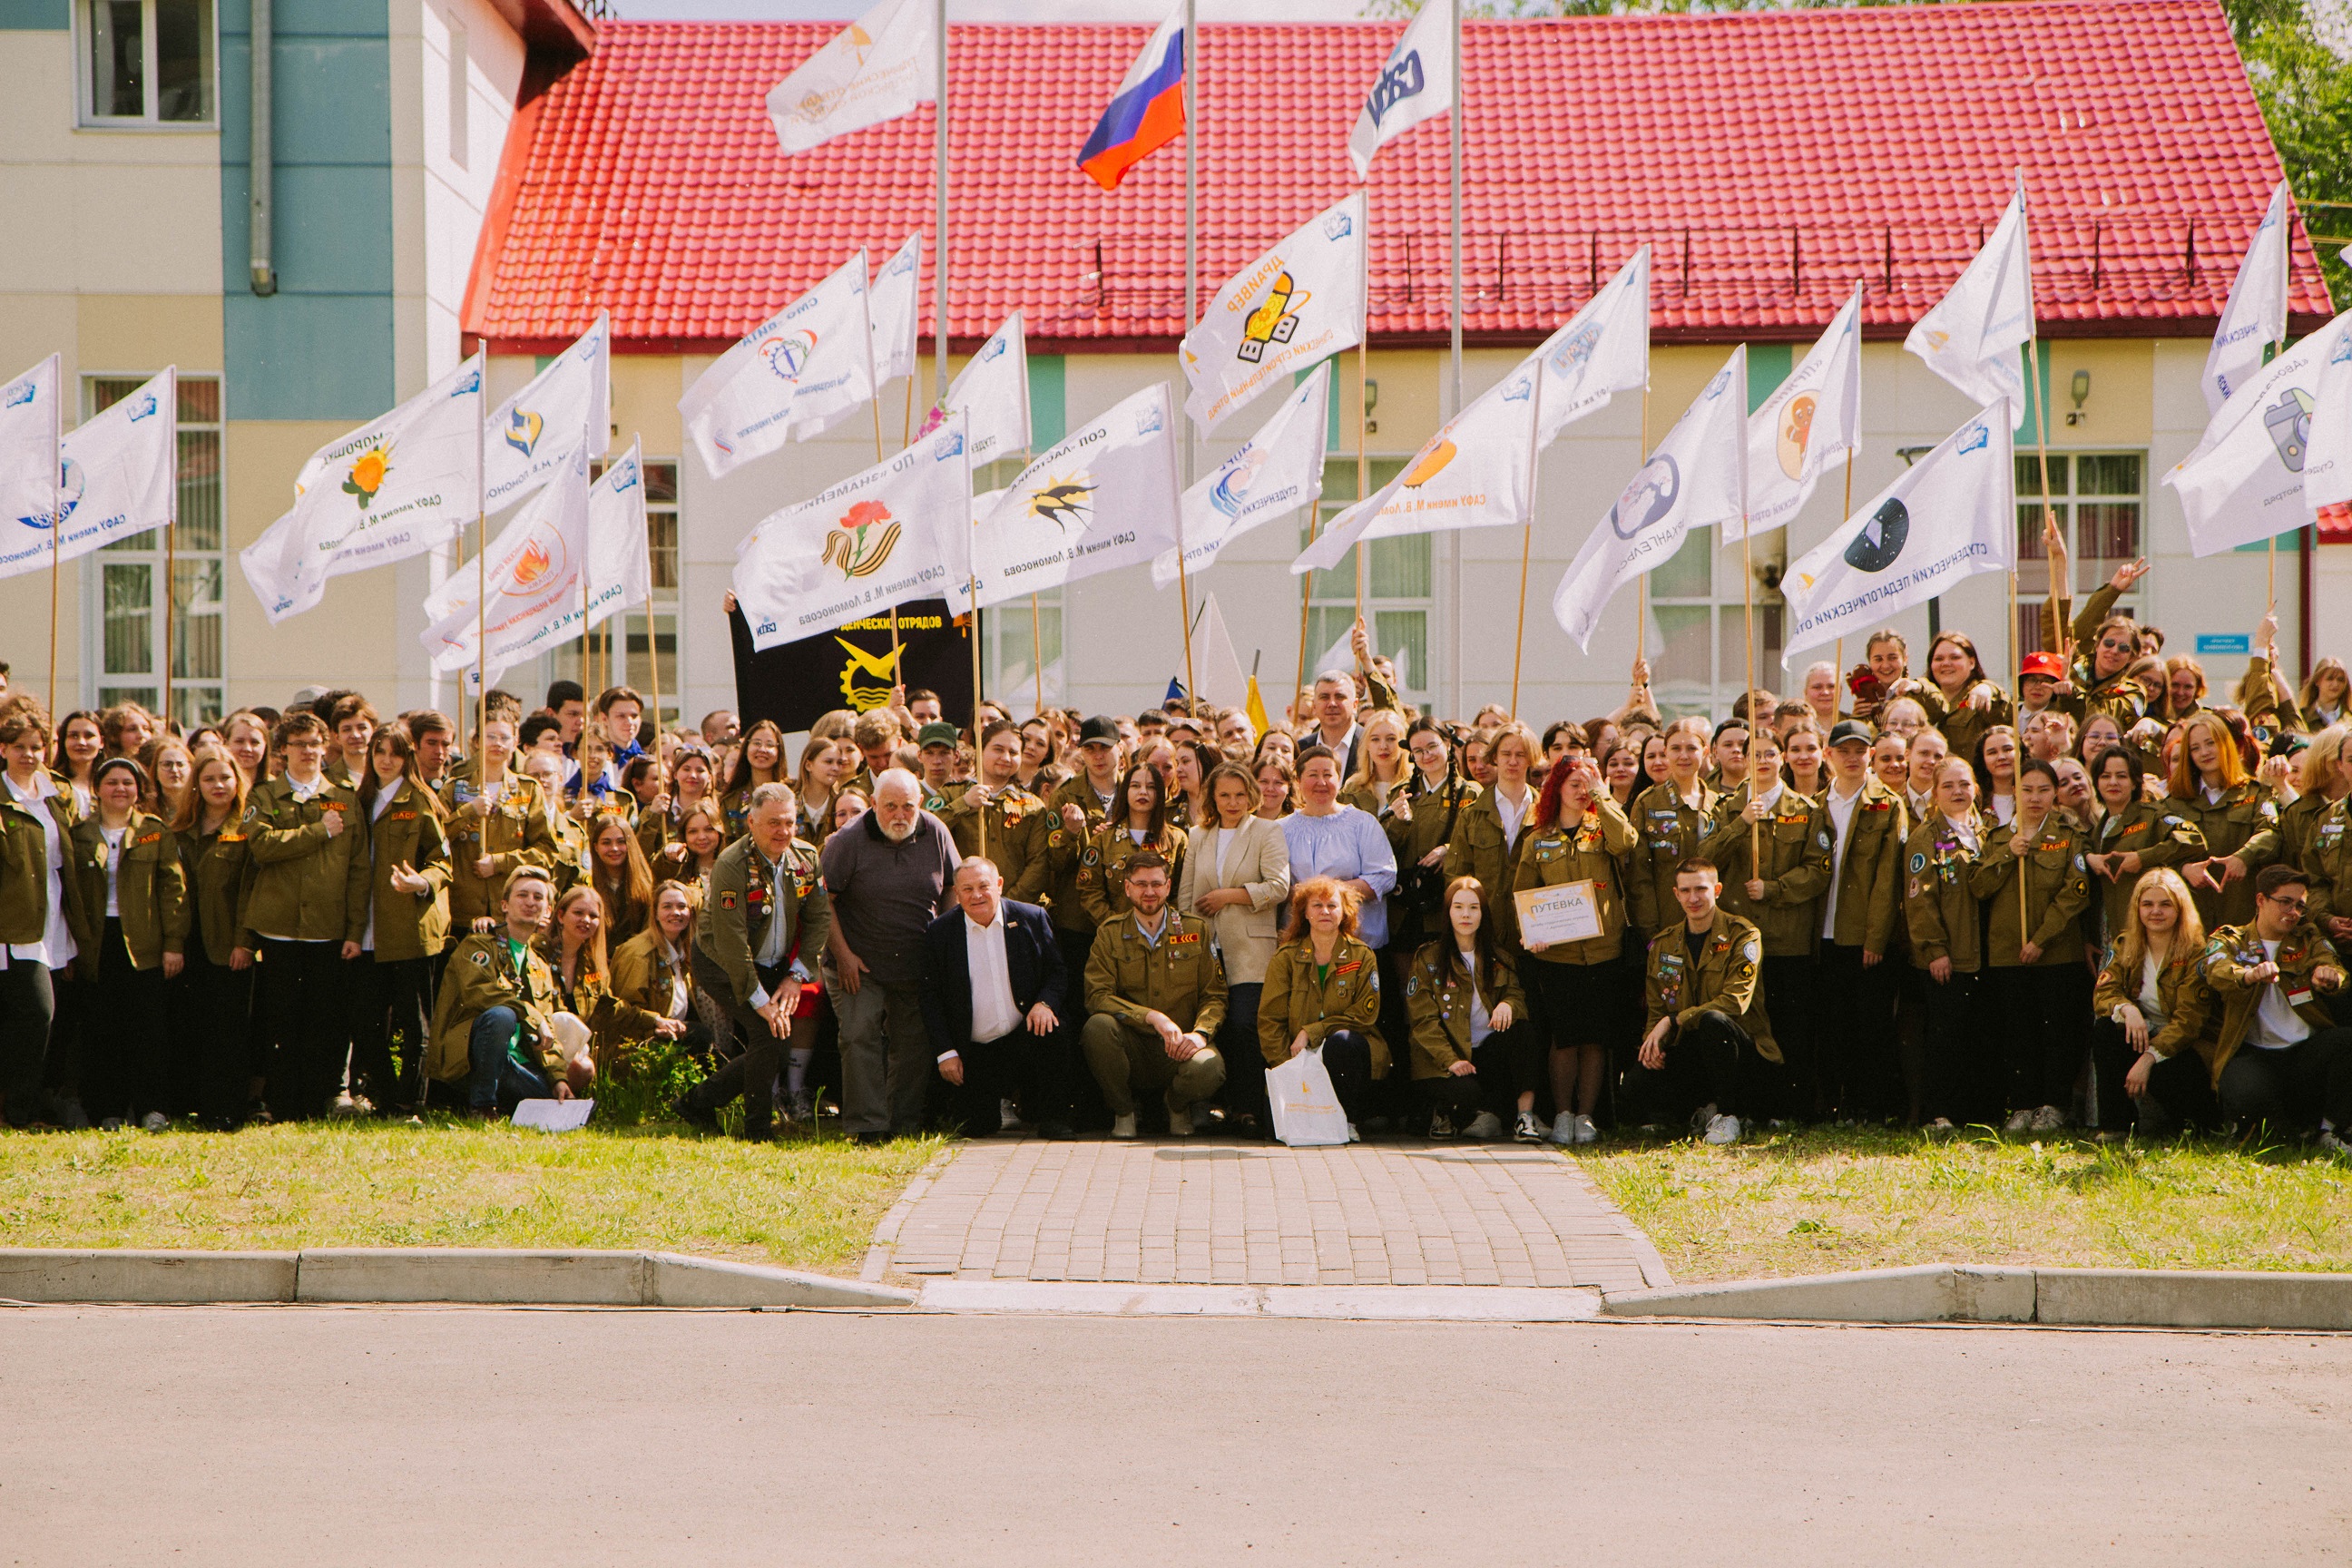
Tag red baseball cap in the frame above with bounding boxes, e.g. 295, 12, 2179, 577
2019, 652, 2067, 681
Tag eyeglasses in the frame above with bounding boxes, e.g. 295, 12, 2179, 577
2264, 894, 2308, 913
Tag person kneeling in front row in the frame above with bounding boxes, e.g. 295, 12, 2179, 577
1082, 851, 1226, 1138
1628, 858, 1779, 1146
1406, 875, 1529, 1141
1259, 877, 1387, 1142
2198, 864, 2352, 1151
922, 858, 1073, 1140
426, 865, 592, 1114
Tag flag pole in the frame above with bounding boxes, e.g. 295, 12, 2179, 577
2267, 208, 2289, 622
162, 368, 177, 724
646, 593, 663, 738
1634, 378, 1651, 671
1834, 437, 1855, 682
46, 360, 60, 721
1507, 361, 1544, 721
1448, 0, 1463, 419
934, 0, 949, 409
1744, 508, 1759, 872
475, 361, 488, 781
1030, 594, 1044, 715
1353, 337, 1368, 628
1182, 0, 1197, 495
2029, 330, 2060, 651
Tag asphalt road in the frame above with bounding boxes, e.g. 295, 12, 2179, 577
3, 1307, 2347, 1565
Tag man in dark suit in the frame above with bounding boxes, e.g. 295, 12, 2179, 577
921, 857, 1073, 1139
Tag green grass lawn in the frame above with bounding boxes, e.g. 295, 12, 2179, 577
1580, 1127, 2352, 1284
0, 1120, 943, 1273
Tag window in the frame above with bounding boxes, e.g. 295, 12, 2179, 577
446, 22, 468, 171
1298, 457, 1429, 708
1644, 525, 1782, 721
2016, 453, 2142, 655
83, 374, 224, 727
576, 457, 679, 725
84, 0, 213, 125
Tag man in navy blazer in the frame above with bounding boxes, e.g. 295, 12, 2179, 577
921, 858, 1074, 1139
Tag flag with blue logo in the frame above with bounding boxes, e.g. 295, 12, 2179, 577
0, 366, 174, 583
1782, 401, 2014, 659
870, 233, 924, 387
1078, 4, 1186, 191
240, 355, 484, 624
0, 355, 60, 566
1348, 1, 1454, 180
483, 312, 610, 516
936, 311, 1030, 466
1155, 361, 1328, 588
1181, 193, 1367, 432
734, 415, 973, 652
1905, 181, 2033, 419
2203, 181, 2290, 416
2165, 307, 2350, 555
679, 250, 877, 480
1533, 247, 1650, 448
1552, 346, 1749, 651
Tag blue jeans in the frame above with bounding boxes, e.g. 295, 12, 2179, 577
468, 1006, 553, 1112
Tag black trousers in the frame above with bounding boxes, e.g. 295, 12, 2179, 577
1920, 969, 1996, 1126
2138, 1050, 2220, 1134
1217, 981, 1266, 1129
1418, 1026, 1532, 1124
945, 1025, 1069, 1136
1985, 963, 2093, 1114
1626, 1008, 1748, 1123
0, 959, 55, 1127
685, 948, 795, 1136
83, 919, 167, 1123
180, 946, 255, 1131
1314, 1028, 1375, 1124
1057, 926, 1108, 1131
1759, 954, 1817, 1122
348, 955, 436, 1110
1817, 944, 1899, 1120
2218, 1028, 2352, 1135
260, 939, 352, 1121
2088, 1015, 2145, 1132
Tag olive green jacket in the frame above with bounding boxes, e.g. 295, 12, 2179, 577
1625, 779, 1724, 936
0, 785, 83, 951
697, 833, 828, 1011
1821, 779, 1909, 955
2198, 920, 2346, 1086
1644, 908, 1779, 1064
66, 811, 189, 974
1083, 908, 1227, 1040
1917, 680, 2013, 766
1442, 786, 1539, 946
362, 781, 452, 962
1403, 941, 1527, 1080
436, 769, 558, 933
2092, 946, 2216, 1066
1074, 822, 1189, 927
1969, 818, 2095, 967
2303, 797, 2351, 927
2171, 780, 2281, 930
2086, 800, 2205, 948
1700, 785, 1834, 957
1903, 815, 1986, 974
1257, 934, 1384, 1075
179, 816, 257, 961
937, 781, 1053, 905
244, 775, 371, 946
612, 927, 692, 1024
1041, 772, 1123, 933
1510, 799, 1638, 966
426, 931, 564, 1084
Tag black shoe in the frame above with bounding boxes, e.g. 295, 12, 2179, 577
854, 1130, 890, 1146
737, 1122, 776, 1144
1038, 1121, 1076, 1141
670, 1094, 720, 1132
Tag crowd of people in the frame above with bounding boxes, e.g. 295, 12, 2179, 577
1, 549, 2348, 1154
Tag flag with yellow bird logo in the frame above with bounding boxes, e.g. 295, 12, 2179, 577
1181, 193, 1366, 433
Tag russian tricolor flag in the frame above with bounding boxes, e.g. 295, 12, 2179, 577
1077, 6, 1185, 192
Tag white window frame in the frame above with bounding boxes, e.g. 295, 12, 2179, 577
1299, 456, 1433, 710
1632, 525, 1784, 723
76, 0, 218, 129
2015, 450, 2145, 657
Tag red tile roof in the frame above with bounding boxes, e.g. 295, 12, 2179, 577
463, 0, 2337, 355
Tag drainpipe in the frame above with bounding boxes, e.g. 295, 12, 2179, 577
249, 0, 277, 296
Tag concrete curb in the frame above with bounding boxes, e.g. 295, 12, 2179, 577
0, 1249, 914, 1309
917, 1280, 1604, 1321
1602, 1264, 2352, 1330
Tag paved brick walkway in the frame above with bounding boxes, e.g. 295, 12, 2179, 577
865, 1138, 1671, 1292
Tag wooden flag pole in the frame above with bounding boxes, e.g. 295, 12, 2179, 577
1634, 380, 1651, 671
1353, 336, 1368, 626
2027, 332, 2062, 654
1030, 594, 1044, 716
475, 378, 488, 788
1833, 441, 1856, 683
1743, 509, 1759, 872
1507, 359, 1545, 721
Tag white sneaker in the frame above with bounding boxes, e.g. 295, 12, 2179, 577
1549, 1112, 1577, 1145
2003, 1108, 2034, 1133
2319, 1128, 2351, 1160
1926, 1117, 1957, 1138
142, 1111, 168, 1133
1166, 1103, 1194, 1137
1464, 1111, 1504, 1141
1111, 1113, 1138, 1140
999, 1097, 1022, 1132
1572, 1113, 1599, 1146
2031, 1104, 2067, 1133
1703, 1112, 1742, 1146
1346, 1122, 1362, 1143
1513, 1110, 1546, 1143
329, 1092, 361, 1119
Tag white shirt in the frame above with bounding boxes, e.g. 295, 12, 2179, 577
99, 824, 126, 918
1989, 791, 2015, 827
746, 848, 795, 1008
1752, 781, 1786, 816
1821, 779, 1866, 938
2135, 952, 2171, 1034
1459, 949, 1493, 1045
1494, 785, 1531, 847
1944, 813, 1980, 854
359, 785, 402, 953
959, 908, 1021, 1049
2249, 938, 2312, 1050
659, 936, 691, 1020
1211, 824, 1239, 886
4, 770, 75, 970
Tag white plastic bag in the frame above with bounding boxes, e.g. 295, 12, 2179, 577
1268, 1047, 1350, 1147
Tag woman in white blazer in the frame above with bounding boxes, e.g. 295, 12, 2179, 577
1179, 762, 1293, 1134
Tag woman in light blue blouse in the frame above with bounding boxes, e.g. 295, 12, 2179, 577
1281, 747, 1398, 950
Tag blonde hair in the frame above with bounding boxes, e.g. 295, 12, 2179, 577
2113, 867, 2205, 978
1342, 709, 1409, 797
2298, 725, 2349, 797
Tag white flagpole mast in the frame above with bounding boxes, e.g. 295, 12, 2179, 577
2269, 190, 2292, 622
2020, 176, 2060, 662
1509, 362, 1543, 720
1180, 0, 1198, 710
162, 368, 178, 723
45, 359, 61, 720
475, 363, 488, 770
1449, 0, 1463, 418
926, 0, 946, 700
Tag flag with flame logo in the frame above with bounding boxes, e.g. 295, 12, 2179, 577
484, 312, 610, 515
680, 251, 877, 480
1181, 194, 1366, 433
420, 441, 593, 682
734, 415, 972, 652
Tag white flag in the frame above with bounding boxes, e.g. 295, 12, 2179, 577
1181, 194, 1366, 432
1552, 346, 1749, 651
0, 368, 175, 583
1191, 593, 1251, 710
2304, 316, 2352, 518
951, 384, 1180, 612
1348, 0, 1454, 179
1732, 285, 1862, 542
765, 0, 937, 156
1294, 358, 1539, 576
2204, 182, 2291, 415
1782, 403, 2015, 660
421, 443, 593, 685
584, 441, 656, 635
679, 251, 877, 480
0, 355, 61, 551
938, 311, 1029, 466
1533, 247, 1650, 447
240, 355, 483, 624
1906, 182, 2033, 417
485, 313, 609, 515
733, 416, 972, 652
1155, 362, 1328, 588
2164, 309, 2350, 555
870, 233, 924, 387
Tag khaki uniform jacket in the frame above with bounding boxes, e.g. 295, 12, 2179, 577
2198, 920, 2346, 1086
696, 834, 828, 1010
2302, 797, 2351, 927
2088, 800, 2206, 946
0, 787, 84, 950
1511, 799, 1638, 966
1442, 786, 1540, 947
1257, 934, 1386, 1075
362, 781, 452, 962
1084, 909, 1228, 1041
244, 776, 371, 945
179, 817, 257, 961
1699, 786, 1833, 957
545, 952, 668, 1073
1821, 779, 1909, 954
1174, 815, 1292, 987
2171, 780, 2281, 930
1918, 680, 2013, 766
427, 931, 564, 1084
437, 769, 558, 933
1075, 822, 1189, 926
1625, 779, 1723, 936
611, 927, 692, 1024
544, 798, 593, 892
1970, 818, 2095, 967
1041, 772, 1122, 933
2058, 583, 2151, 726
66, 811, 188, 975
1903, 815, 1987, 974
1403, 941, 1527, 1080
1645, 908, 1779, 1063
635, 793, 719, 860
937, 781, 1053, 905
2278, 787, 2343, 885
2092, 946, 2217, 1066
